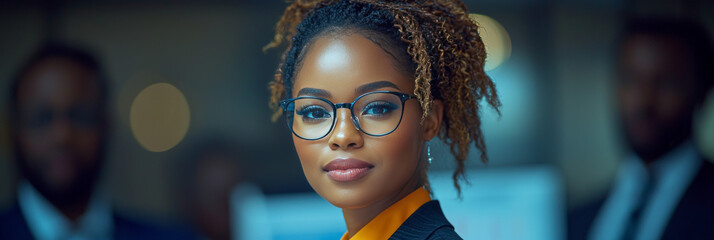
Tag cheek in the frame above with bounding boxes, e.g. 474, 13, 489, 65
19, 128, 104, 166
371, 107, 424, 172
657, 91, 693, 115
292, 136, 323, 182
617, 87, 639, 113
74, 130, 103, 160
18, 130, 49, 164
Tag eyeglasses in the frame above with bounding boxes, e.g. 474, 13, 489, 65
20, 105, 102, 131
279, 91, 416, 140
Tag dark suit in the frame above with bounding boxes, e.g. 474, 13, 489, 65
568, 159, 714, 240
0, 202, 196, 240
390, 200, 462, 240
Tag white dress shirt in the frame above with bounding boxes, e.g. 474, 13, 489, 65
589, 140, 701, 240
18, 181, 114, 240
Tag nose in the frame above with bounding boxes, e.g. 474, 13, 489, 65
49, 116, 73, 148
630, 83, 656, 117
327, 108, 364, 150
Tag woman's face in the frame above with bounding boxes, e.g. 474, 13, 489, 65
291, 33, 437, 209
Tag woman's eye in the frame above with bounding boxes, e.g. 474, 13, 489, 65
297, 105, 331, 120
362, 102, 398, 116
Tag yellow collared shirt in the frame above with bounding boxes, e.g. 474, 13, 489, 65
341, 187, 431, 240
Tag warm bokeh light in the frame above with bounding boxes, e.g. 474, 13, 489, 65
469, 13, 512, 71
130, 82, 191, 152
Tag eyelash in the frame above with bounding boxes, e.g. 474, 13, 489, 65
296, 105, 331, 120
361, 101, 397, 116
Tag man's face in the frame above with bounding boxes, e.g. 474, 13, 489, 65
15, 57, 106, 204
617, 34, 699, 161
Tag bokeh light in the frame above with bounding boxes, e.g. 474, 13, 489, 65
469, 13, 512, 71
130, 82, 191, 152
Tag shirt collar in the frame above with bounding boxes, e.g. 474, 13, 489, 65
18, 181, 114, 240
617, 140, 699, 192
341, 187, 431, 240
648, 140, 699, 177
589, 140, 700, 240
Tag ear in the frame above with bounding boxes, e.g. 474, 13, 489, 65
422, 100, 444, 141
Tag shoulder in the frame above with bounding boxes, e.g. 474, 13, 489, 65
0, 202, 34, 240
390, 200, 462, 240
0, 202, 23, 226
692, 159, 714, 187
426, 226, 462, 240
660, 159, 714, 238
113, 213, 198, 240
677, 159, 714, 209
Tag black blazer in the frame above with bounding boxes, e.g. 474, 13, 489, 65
0, 202, 196, 240
389, 200, 462, 240
568, 159, 714, 240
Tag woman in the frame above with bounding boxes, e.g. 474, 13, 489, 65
265, 0, 500, 239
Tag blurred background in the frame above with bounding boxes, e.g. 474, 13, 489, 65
1, 0, 713, 239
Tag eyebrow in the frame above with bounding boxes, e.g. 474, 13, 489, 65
296, 87, 332, 98
295, 81, 401, 98
355, 81, 401, 95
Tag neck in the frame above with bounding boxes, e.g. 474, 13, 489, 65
50, 191, 92, 223
34, 184, 95, 223
341, 178, 421, 238
639, 135, 692, 166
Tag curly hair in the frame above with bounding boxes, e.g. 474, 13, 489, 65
265, 0, 501, 194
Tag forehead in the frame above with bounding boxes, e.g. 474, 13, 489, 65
17, 57, 100, 106
620, 34, 693, 75
293, 33, 413, 101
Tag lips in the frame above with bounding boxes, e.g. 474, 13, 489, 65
323, 158, 374, 182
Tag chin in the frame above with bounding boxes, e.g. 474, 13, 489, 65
314, 181, 378, 209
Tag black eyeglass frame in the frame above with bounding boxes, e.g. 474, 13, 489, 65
279, 90, 417, 140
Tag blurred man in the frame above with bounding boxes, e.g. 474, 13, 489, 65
570, 18, 714, 240
177, 138, 245, 240
0, 43, 190, 240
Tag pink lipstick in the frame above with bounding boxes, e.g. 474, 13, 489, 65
323, 158, 374, 182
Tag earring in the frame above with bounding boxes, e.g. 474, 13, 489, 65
427, 143, 433, 164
